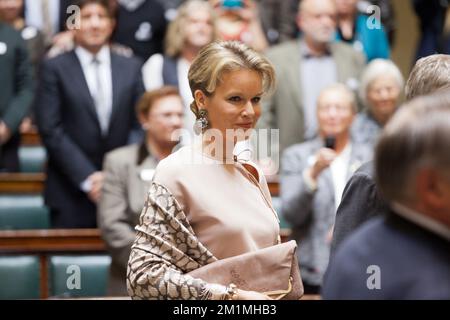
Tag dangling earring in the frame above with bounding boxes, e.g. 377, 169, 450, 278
194, 109, 209, 135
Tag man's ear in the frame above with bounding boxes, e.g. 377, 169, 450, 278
194, 90, 208, 110
416, 169, 445, 211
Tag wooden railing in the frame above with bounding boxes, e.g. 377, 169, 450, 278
0, 173, 45, 194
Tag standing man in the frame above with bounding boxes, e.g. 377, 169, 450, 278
259, 0, 365, 153
0, 19, 33, 171
35, 0, 144, 228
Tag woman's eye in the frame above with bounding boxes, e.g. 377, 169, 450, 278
228, 96, 241, 102
252, 97, 261, 103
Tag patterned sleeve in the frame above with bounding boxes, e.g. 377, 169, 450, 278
127, 182, 229, 300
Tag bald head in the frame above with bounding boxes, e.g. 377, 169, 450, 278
297, 0, 337, 45
299, 0, 337, 15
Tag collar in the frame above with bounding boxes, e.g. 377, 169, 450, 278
299, 39, 332, 59
392, 202, 450, 242
75, 45, 111, 67
118, 0, 146, 11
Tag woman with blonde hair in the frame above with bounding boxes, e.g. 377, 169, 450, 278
127, 41, 284, 300
142, 0, 217, 133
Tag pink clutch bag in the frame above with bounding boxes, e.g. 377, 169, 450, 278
188, 240, 304, 300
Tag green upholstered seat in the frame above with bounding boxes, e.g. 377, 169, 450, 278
19, 146, 47, 173
49, 255, 111, 298
0, 256, 40, 299
0, 195, 50, 230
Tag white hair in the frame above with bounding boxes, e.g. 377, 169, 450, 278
359, 59, 404, 107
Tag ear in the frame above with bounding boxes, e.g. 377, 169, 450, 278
416, 168, 446, 211
138, 112, 149, 129
194, 90, 208, 110
296, 12, 302, 30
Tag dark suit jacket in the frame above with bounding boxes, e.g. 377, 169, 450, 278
0, 23, 33, 135
35, 49, 144, 228
322, 212, 450, 299
330, 161, 389, 255
0, 23, 34, 171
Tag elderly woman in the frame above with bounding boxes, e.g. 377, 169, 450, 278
127, 41, 280, 300
142, 0, 217, 134
281, 84, 372, 294
98, 86, 184, 296
351, 59, 404, 147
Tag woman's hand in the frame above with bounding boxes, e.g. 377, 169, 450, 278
236, 289, 273, 300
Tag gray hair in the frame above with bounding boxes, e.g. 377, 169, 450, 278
375, 92, 450, 203
405, 54, 450, 100
359, 59, 404, 107
318, 83, 357, 112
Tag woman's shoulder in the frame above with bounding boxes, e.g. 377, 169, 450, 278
153, 146, 195, 181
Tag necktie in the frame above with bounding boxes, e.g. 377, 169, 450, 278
92, 57, 111, 135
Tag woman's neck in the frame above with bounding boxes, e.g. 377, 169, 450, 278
201, 136, 236, 162
146, 136, 175, 160
181, 44, 201, 63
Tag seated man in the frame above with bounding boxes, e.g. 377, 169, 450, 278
322, 93, 450, 299
280, 84, 372, 294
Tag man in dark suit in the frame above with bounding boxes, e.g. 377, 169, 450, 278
0, 21, 33, 171
330, 54, 450, 253
35, 0, 144, 228
323, 93, 450, 299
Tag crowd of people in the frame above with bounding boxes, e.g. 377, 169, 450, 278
0, 0, 449, 300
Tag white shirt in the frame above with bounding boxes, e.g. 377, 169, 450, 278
142, 53, 195, 135
392, 202, 450, 242
25, 0, 60, 35
329, 143, 352, 210
75, 46, 113, 193
75, 45, 113, 133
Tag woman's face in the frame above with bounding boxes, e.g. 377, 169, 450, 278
0, 0, 23, 22
141, 95, 184, 146
184, 8, 214, 49
367, 75, 401, 124
196, 69, 263, 142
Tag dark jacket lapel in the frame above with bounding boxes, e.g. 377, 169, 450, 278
109, 53, 122, 128
67, 51, 100, 123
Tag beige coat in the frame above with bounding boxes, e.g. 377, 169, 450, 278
97, 143, 158, 296
259, 40, 366, 153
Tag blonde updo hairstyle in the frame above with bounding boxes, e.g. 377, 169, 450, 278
188, 40, 276, 120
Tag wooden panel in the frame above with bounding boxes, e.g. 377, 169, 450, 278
0, 229, 106, 253
0, 173, 45, 194
21, 129, 42, 146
